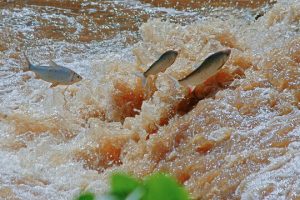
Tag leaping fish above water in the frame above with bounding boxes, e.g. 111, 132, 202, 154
179, 49, 231, 88
143, 50, 178, 77
135, 50, 178, 87
23, 54, 82, 87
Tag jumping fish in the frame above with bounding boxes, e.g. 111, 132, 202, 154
134, 50, 178, 87
143, 50, 178, 77
23, 54, 82, 87
179, 49, 231, 88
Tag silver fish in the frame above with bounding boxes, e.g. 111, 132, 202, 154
143, 50, 178, 77
24, 54, 82, 87
179, 49, 231, 87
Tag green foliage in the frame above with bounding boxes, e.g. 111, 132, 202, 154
143, 173, 189, 200
76, 172, 190, 200
75, 192, 95, 200
111, 173, 142, 199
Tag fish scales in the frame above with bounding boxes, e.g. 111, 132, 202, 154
179, 49, 231, 87
24, 54, 82, 87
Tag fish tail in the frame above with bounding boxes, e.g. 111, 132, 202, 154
166, 74, 182, 89
23, 52, 32, 72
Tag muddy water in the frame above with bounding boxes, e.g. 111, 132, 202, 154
1, 0, 300, 199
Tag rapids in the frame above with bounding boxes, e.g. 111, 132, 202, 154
0, 0, 299, 199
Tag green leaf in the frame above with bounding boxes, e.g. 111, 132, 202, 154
126, 186, 145, 200
99, 194, 121, 200
111, 173, 141, 198
143, 173, 190, 200
75, 192, 95, 200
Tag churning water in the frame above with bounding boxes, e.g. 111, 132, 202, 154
0, 0, 300, 199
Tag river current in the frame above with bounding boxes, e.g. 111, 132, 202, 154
0, 0, 300, 199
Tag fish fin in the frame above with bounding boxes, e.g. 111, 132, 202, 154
166, 74, 182, 89
50, 82, 59, 88
23, 52, 32, 72
188, 86, 195, 94
48, 60, 60, 68
133, 72, 147, 87
142, 77, 147, 88
179, 79, 196, 92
